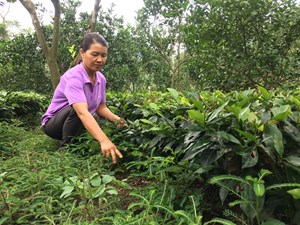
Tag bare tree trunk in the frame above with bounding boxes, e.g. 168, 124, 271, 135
88, 0, 101, 32
19, 0, 61, 89
0, 1, 11, 23
175, 16, 182, 90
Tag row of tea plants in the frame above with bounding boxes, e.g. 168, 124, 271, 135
0, 87, 300, 224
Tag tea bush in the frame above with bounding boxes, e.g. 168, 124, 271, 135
105, 87, 300, 224
1, 88, 299, 224
0, 91, 49, 126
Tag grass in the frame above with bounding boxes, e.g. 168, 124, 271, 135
1, 123, 106, 223
0, 122, 207, 224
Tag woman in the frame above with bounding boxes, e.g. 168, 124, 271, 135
41, 32, 125, 164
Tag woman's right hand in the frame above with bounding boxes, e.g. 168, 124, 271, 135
100, 139, 123, 164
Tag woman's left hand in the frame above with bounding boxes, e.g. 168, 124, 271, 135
116, 118, 127, 128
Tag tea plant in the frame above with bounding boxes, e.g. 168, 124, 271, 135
1, 88, 299, 224
209, 169, 300, 224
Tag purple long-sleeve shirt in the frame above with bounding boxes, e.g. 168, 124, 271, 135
41, 63, 106, 126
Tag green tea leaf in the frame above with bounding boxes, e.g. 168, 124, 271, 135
217, 131, 241, 145
0, 217, 9, 224
287, 188, 300, 200
259, 169, 272, 179
258, 86, 271, 100
149, 135, 164, 148
90, 176, 101, 187
191, 98, 204, 112
198, 146, 218, 167
261, 218, 285, 225
0, 172, 7, 179
107, 189, 118, 195
207, 101, 229, 123
140, 119, 153, 124
271, 105, 291, 121
248, 112, 259, 125
241, 147, 258, 169
102, 175, 114, 184
60, 186, 74, 198
229, 200, 250, 207
93, 186, 105, 198
284, 156, 300, 167
241, 184, 261, 220
219, 187, 229, 205
167, 88, 179, 101
283, 121, 300, 142
227, 105, 241, 118
187, 109, 205, 127
253, 182, 265, 197
238, 105, 250, 121
263, 124, 284, 157
181, 139, 210, 161
235, 129, 257, 142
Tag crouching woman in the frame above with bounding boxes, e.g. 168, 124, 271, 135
41, 32, 125, 164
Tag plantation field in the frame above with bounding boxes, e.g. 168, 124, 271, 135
1, 88, 300, 225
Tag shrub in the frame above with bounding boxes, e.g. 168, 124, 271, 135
0, 91, 49, 126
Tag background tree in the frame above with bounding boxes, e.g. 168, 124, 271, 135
2, 0, 300, 94
0, 1, 20, 39
17, 0, 61, 89
7, 0, 101, 89
184, 0, 300, 90
0, 32, 50, 93
0, 0, 92, 94
95, 5, 143, 92
71, 0, 101, 67
58, 0, 88, 73
135, 0, 190, 90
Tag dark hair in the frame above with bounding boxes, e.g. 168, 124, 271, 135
73, 32, 108, 65
80, 32, 108, 52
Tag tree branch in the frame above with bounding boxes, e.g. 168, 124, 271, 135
19, 0, 48, 55
88, 0, 101, 32
50, 0, 60, 57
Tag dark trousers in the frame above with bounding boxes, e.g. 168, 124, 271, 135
42, 106, 85, 145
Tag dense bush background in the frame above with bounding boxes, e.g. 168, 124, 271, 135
1, 0, 300, 93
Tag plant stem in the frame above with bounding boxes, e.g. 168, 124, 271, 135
190, 195, 198, 221
0, 191, 10, 210
66, 200, 77, 222
255, 197, 260, 225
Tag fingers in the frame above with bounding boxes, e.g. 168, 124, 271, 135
116, 118, 127, 128
102, 149, 110, 158
109, 148, 123, 164
115, 149, 123, 159
102, 147, 123, 164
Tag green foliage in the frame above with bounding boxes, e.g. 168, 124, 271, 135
95, 6, 145, 92
4, 0, 300, 93
105, 87, 300, 223
1, 87, 300, 224
58, 0, 89, 73
0, 32, 51, 93
136, 0, 191, 90
185, 0, 300, 90
0, 91, 48, 126
209, 169, 300, 224
0, 23, 7, 40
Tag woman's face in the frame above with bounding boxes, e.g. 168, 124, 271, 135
80, 42, 108, 74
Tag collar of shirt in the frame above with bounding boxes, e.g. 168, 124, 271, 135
79, 63, 101, 86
